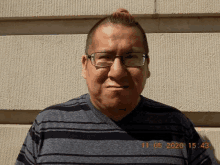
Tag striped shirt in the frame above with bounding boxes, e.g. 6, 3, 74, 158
16, 93, 214, 165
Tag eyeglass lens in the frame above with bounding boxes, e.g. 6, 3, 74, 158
93, 53, 144, 67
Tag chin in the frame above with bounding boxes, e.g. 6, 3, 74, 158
102, 96, 134, 109
106, 91, 139, 101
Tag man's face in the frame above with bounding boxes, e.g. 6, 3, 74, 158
82, 23, 150, 112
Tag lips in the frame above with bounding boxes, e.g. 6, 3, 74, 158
108, 86, 129, 88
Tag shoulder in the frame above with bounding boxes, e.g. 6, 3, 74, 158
138, 95, 194, 130
141, 96, 180, 112
34, 94, 90, 125
44, 93, 88, 111
140, 95, 183, 115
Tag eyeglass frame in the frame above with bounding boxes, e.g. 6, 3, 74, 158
85, 52, 149, 68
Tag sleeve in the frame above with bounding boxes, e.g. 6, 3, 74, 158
15, 120, 41, 165
187, 122, 218, 165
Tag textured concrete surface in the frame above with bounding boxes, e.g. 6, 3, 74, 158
145, 33, 220, 112
0, 125, 219, 165
0, 125, 31, 165
157, 0, 220, 14
0, 35, 88, 110
0, 0, 154, 19
1, 0, 220, 21
0, 34, 219, 112
1, 0, 220, 19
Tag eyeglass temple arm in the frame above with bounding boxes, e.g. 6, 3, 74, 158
86, 54, 148, 58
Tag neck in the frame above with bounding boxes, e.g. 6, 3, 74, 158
91, 96, 141, 121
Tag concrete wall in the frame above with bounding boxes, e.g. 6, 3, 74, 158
0, 0, 220, 164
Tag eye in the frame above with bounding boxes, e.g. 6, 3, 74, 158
101, 55, 111, 58
95, 53, 114, 62
124, 54, 138, 59
98, 54, 112, 59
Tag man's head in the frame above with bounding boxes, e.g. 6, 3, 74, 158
82, 8, 150, 119
85, 8, 149, 56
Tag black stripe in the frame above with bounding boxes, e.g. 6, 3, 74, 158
40, 126, 185, 134
41, 127, 120, 131
32, 125, 40, 136
29, 127, 40, 145
17, 153, 35, 165
38, 121, 106, 125
38, 153, 187, 159
41, 131, 187, 141
43, 104, 90, 112
19, 147, 38, 160
37, 120, 189, 131
37, 163, 183, 165
40, 127, 185, 136
25, 147, 38, 160
34, 119, 40, 126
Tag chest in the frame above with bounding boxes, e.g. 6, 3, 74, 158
37, 130, 189, 164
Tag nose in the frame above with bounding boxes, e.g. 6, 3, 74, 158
108, 56, 128, 80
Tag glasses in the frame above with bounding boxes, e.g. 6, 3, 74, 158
86, 52, 148, 68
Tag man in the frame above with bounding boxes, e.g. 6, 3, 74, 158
16, 8, 217, 164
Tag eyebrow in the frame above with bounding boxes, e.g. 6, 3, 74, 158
131, 47, 145, 52
95, 50, 114, 53
95, 48, 144, 54
94, 52, 144, 56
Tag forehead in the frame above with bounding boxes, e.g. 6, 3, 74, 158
96, 23, 142, 38
89, 23, 145, 53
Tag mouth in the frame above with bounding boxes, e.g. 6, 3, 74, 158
122, 86, 129, 88
108, 86, 129, 88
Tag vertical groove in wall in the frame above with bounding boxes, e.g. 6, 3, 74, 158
154, 0, 157, 14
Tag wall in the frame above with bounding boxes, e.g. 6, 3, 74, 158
0, 0, 219, 164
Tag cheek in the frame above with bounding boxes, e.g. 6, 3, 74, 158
130, 70, 144, 85
87, 68, 108, 87
132, 68, 148, 90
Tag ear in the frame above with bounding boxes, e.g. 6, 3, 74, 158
146, 69, 150, 79
81, 55, 87, 79
145, 58, 150, 79
147, 57, 150, 64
